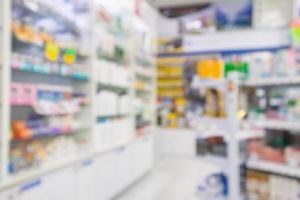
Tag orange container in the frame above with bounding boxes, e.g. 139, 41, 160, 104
197, 59, 224, 79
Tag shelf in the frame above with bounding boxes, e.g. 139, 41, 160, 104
12, 126, 87, 142
245, 119, 300, 131
97, 82, 129, 93
236, 129, 264, 141
135, 68, 155, 79
158, 74, 183, 79
1, 133, 155, 192
197, 129, 263, 141
157, 84, 184, 88
191, 77, 226, 90
97, 114, 129, 120
242, 76, 300, 87
197, 117, 228, 130
201, 154, 245, 168
22, 1, 81, 37
1, 154, 91, 192
159, 29, 290, 57
246, 160, 300, 178
11, 104, 83, 116
12, 67, 89, 81
135, 87, 153, 93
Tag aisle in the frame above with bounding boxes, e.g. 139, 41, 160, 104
116, 157, 223, 200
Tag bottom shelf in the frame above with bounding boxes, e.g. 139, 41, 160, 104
246, 160, 300, 178
1, 134, 155, 192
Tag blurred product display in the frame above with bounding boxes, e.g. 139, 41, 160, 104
1, 0, 300, 200
0, 1, 156, 199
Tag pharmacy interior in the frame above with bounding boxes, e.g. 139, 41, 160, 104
0, 0, 300, 200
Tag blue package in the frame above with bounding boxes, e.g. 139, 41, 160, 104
215, 0, 253, 30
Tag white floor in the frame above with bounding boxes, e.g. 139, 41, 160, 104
116, 157, 224, 200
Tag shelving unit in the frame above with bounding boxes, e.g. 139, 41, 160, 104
246, 160, 300, 178
0, 0, 157, 198
132, 17, 157, 138
190, 74, 240, 200
91, 1, 136, 153
8, 0, 94, 178
157, 22, 295, 199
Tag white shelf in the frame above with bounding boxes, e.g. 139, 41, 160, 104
183, 29, 290, 54
197, 129, 263, 141
0, 133, 155, 192
135, 67, 155, 79
247, 160, 300, 178
197, 117, 228, 130
202, 155, 245, 168
191, 77, 226, 90
1, 153, 91, 191
246, 119, 300, 131
97, 82, 129, 93
236, 129, 264, 141
242, 76, 300, 87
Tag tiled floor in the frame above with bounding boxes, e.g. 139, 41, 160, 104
116, 157, 223, 200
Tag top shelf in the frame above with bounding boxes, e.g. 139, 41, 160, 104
159, 29, 291, 57
242, 76, 300, 87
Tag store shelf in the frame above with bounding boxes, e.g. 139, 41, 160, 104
26, 1, 81, 36
197, 127, 263, 141
245, 119, 300, 131
11, 126, 88, 142
242, 76, 300, 87
196, 129, 226, 139
159, 29, 290, 57
97, 114, 129, 120
246, 160, 300, 178
157, 84, 184, 88
135, 87, 153, 93
158, 74, 183, 79
97, 82, 129, 93
135, 67, 155, 79
197, 129, 263, 141
236, 129, 264, 141
12, 67, 89, 81
1, 132, 155, 192
191, 77, 226, 90
197, 117, 228, 130
201, 154, 245, 168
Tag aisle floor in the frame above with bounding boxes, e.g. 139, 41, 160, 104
116, 157, 223, 200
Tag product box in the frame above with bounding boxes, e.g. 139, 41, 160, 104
215, 0, 253, 30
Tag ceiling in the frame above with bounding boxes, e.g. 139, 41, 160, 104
147, 0, 214, 8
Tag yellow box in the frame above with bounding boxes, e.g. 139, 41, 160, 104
197, 59, 224, 79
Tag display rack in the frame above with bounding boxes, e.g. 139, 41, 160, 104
91, 2, 135, 153
0, 0, 156, 195
243, 80, 300, 175
191, 74, 240, 200
7, 0, 94, 180
132, 17, 157, 138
